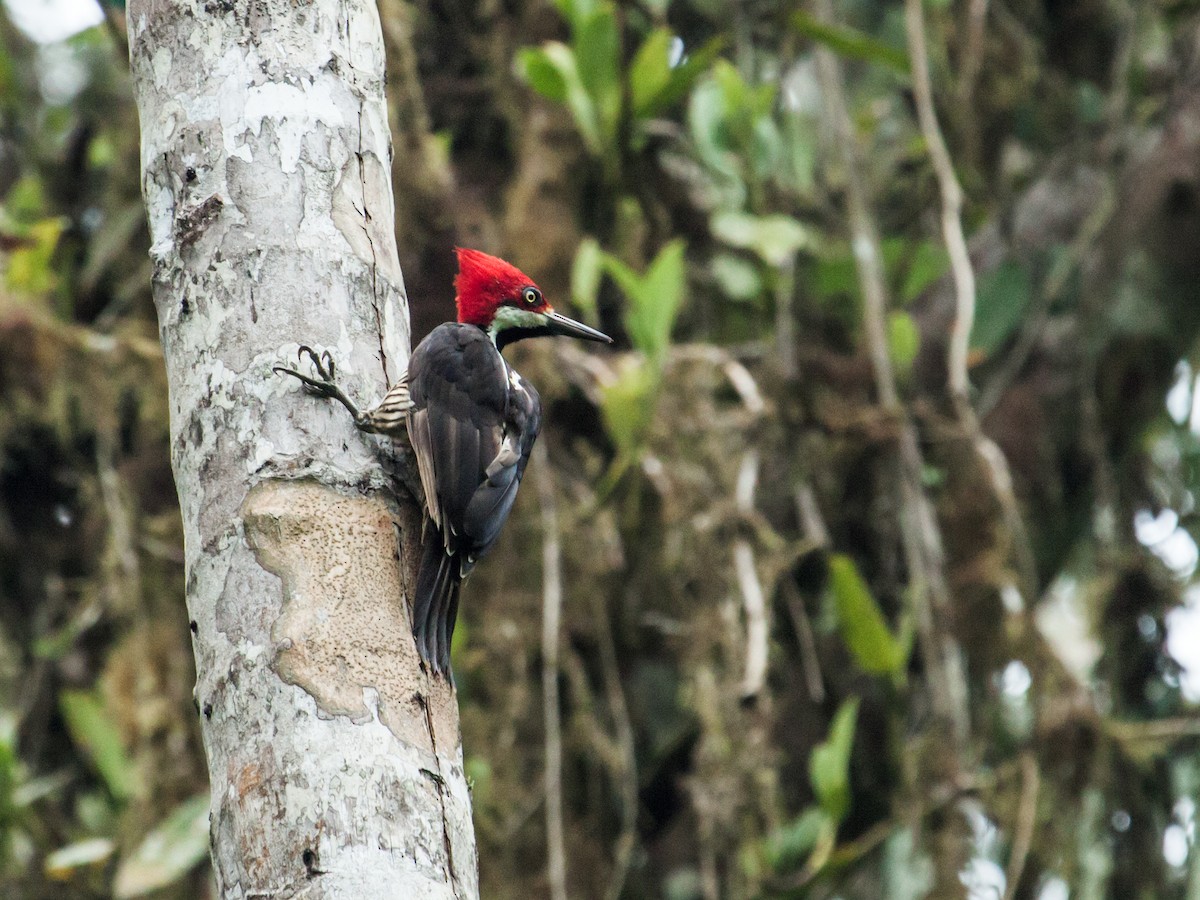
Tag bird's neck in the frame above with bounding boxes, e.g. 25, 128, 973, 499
485, 306, 552, 351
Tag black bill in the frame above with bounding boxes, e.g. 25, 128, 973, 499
545, 311, 612, 343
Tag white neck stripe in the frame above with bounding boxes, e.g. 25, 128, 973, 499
487, 305, 548, 343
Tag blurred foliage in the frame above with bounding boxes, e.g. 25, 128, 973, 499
5, 0, 1200, 899
763, 697, 860, 880
825, 555, 910, 680
518, 0, 721, 177
0, 8, 202, 899
111, 794, 209, 898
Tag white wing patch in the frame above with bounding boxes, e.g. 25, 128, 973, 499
485, 434, 521, 479
408, 407, 442, 531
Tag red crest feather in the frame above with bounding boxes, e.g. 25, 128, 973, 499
454, 248, 540, 326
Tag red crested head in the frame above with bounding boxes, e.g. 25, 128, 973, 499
454, 248, 546, 327
451, 247, 613, 348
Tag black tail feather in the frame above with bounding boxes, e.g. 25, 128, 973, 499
413, 528, 461, 677
437, 574, 461, 676
426, 554, 450, 673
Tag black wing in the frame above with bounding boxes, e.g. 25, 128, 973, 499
408, 326, 499, 551
462, 367, 539, 559
405, 323, 541, 673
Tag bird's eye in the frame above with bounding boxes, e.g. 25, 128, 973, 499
523, 288, 540, 306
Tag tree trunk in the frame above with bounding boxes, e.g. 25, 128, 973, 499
127, 2, 478, 897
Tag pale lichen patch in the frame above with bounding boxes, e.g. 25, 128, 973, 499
331, 150, 403, 286
241, 480, 459, 752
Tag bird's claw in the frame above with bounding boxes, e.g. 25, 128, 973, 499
274, 345, 342, 398
273, 345, 364, 421
271, 365, 331, 397
296, 345, 336, 381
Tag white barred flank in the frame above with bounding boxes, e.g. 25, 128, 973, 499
362, 373, 412, 436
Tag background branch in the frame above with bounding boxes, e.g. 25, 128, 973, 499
536, 444, 568, 900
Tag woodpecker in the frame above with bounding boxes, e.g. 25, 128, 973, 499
275, 248, 611, 677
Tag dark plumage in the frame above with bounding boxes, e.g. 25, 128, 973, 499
275, 248, 609, 680
406, 323, 541, 674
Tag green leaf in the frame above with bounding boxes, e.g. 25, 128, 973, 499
6, 217, 64, 297
751, 114, 784, 178
59, 690, 137, 801
807, 815, 839, 872
655, 37, 725, 113
971, 261, 1031, 356
517, 47, 569, 104
45, 838, 115, 879
575, 7, 620, 98
632, 34, 725, 120
711, 252, 762, 301
879, 236, 907, 274
687, 77, 739, 179
812, 250, 857, 300
571, 237, 603, 317
711, 58, 747, 111
887, 310, 920, 374
765, 807, 828, 872
113, 794, 210, 898
517, 43, 602, 154
87, 133, 116, 169
75, 789, 116, 835
4, 176, 47, 226
827, 554, 907, 675
630, 29, 673, 118
695, 59, 779, 184
600, 360, 657, 455
12, 771, 71, 808
0, 714, 20, 832
782, 106, 818, 197
711, 211, 809, 267
0, 36, 13, 99
899, 241, 950, 304
551, 0, 597, 31
575, 7, 621, 147
790, 12, 910, 75
603, 239, 687, 365
809, 698, 859, 823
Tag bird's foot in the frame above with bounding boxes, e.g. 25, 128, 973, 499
274, 345, 365, 423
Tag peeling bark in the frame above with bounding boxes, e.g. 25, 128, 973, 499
127, 2, 477, 896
